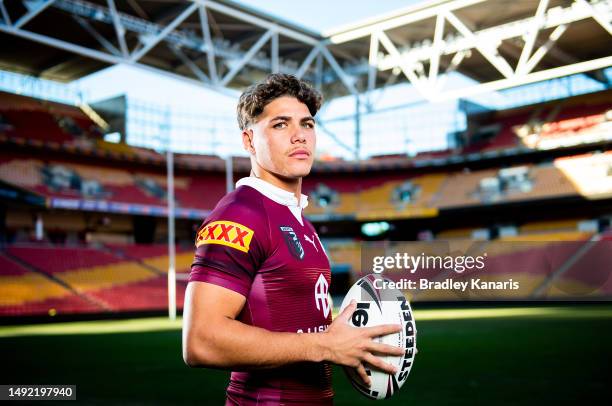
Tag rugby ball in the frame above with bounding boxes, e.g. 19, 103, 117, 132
340, 274, 417, 400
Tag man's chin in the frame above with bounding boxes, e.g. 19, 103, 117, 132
279, 166, 312, 180
284, 161, 313, 178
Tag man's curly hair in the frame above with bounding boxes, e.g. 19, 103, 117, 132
237, 73, 323, 131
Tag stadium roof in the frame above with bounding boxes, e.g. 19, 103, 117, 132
0, 0, 611, 101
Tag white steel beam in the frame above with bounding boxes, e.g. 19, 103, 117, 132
428, 13, 445, 85
319, 45, 358, 95
271, 29, 279, 73
431, 55, 612, 102
522, 24, 568, 75
73, 15, 120, 55
220, 29, 273, 86
516, 0, 549, 74
376, 1, 610, 73
0, 0, 11, 25
444, 10, 514, 79
14, 0, 56, 29
295, 45, 320, 79
0, 23, 240, 97
106, 0, 129, 58
197, 0, 320, 47
367, 34, 379, 92
198, 4, 218, 83
131, 2, 198, 62
169, 44, 209, 83
377, 31, 430, 98
327, 0, 485, 43
435, 49, 469, 92
315, 52, 323, 90
577, 0, 612, 36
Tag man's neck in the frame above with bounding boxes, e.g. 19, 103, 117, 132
251, 168, 302, 201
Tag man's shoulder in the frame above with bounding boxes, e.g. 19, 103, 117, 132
207, 185, 267, 227
195, 186, 268, 255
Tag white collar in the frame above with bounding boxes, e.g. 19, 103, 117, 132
236, 177, 309, 209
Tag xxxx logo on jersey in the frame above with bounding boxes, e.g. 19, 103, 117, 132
196, 220, 254, 253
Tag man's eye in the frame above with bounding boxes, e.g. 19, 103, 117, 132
303, 122, 315, 129
273, 122, 287, 129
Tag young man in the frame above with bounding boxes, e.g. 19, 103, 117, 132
183, 74, 403, 405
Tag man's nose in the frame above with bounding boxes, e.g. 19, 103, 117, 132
291, 124, 307, 143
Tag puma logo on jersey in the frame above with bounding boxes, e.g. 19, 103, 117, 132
196, 220, 254, 253
304, 234, 318, 252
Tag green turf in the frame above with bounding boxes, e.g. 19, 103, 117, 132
2, 305, 611, 405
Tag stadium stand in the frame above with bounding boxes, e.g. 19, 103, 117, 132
356, 174, 443, 220
555, 151, 612, 199
89, 275, 186, 312
0, 91, 101, 143
7, 246, 122, 275
0, 252, 30, 276
460, 90, 612, 154
105, 243, 194, 274
0, 154, 226, 210
1, 85, 611, 318
0, 252, 104, 316
0, 245, 187, 316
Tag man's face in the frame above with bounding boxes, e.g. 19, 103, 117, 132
243, 96, 316, 179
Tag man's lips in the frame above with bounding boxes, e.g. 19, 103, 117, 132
289, 149, 310, 158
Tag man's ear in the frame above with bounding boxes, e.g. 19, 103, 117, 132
241, 129, 255, 154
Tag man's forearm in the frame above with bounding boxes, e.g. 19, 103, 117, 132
185, 316, 328, 370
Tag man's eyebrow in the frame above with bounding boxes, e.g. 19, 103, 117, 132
270, 115, 315, 122
270, 115, 291, 122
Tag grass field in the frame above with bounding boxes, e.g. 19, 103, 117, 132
2, 304, 611, 405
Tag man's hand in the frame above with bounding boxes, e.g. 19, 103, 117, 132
316, 300, 404, 387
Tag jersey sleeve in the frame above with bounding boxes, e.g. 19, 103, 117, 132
189, 195, 268, 297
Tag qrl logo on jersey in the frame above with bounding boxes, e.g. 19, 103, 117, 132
315, 273, 331, 318
280, 226, 305, 260
196, 220, 254, 253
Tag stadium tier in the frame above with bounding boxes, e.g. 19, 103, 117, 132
0, 150, 609, 223
0, 252, 103, 316
0, 91, 100, 142
104, 243, 194, 274
1, 88, 610, 319
0, 154, 226, 211
460, 90, 612, 153
0, 245, 189, 316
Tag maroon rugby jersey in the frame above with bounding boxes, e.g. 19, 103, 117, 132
190, 177, 333, 405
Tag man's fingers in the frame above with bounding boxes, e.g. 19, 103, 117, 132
367, 342, 405, 356
335, 300, 356, 322
356, 363, 371, 387
363, 353, 398, 375
365, 323, 402, 338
